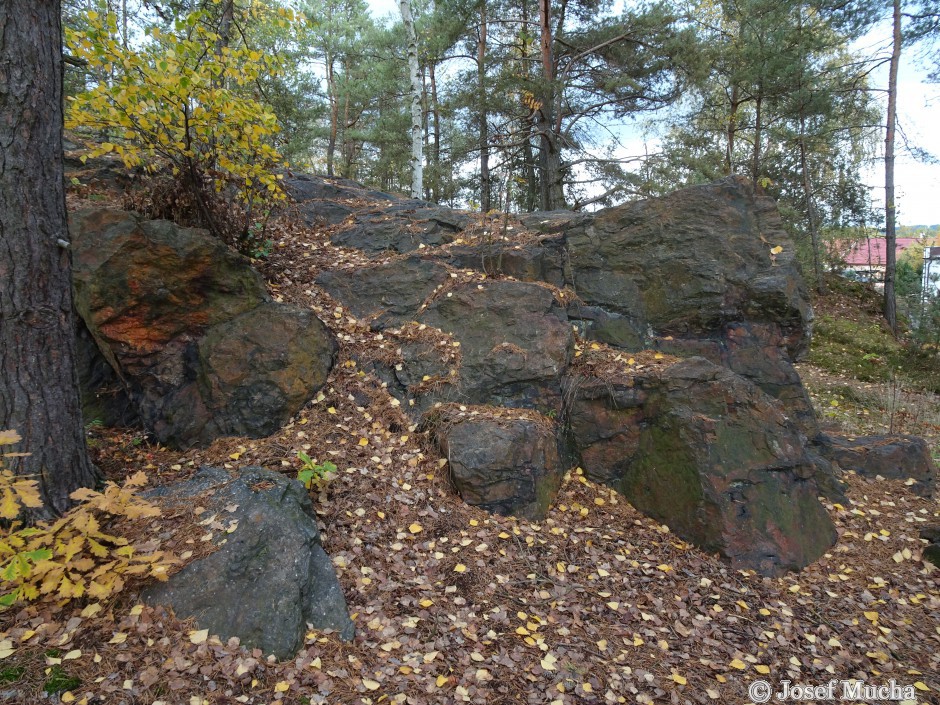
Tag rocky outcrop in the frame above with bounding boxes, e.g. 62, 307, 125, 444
431, 407, 562, 519
143, 466, 354, 659
71, 209, 336, 447
815, 434, 936, 496
316, 257, 450, 328
306, 176, 845, 575
435, 177, 818, 434
919, 525, 940, 567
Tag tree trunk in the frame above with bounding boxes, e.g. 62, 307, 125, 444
751, 90, 762, 186
400, 0, 424, 199
799, 124, 825, 295
429, 61, 441, 203
884, 0, 901, 333
326, 54, 338, 178
478, 1, 490, 213
0, 0, 99, 516
536, 0, 563, 210
726, 84, 739, 174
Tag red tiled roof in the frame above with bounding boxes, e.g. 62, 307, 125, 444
838, 238, 919, 266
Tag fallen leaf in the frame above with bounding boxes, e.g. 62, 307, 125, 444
188, 629, 209, 645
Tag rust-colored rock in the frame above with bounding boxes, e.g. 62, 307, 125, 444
72, 209, 336, 447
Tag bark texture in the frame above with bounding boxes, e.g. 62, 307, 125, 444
883, 0, 901, 333
400, 0, 423, 199
0, 0, 98, 514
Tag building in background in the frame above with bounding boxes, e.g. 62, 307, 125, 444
836, 237, 919, 286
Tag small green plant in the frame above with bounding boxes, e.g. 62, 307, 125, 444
0, 665, 25, 684
296, 452, 336, 490
43, 664, 80, 694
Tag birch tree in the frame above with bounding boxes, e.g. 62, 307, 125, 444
400, 0, 424, 198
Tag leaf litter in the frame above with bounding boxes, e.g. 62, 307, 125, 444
2, 211, 939, 704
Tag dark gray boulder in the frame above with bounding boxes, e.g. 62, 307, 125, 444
316, 257, 450, 327
362, 280, 575, 417
143, 466, 354, 659
331, 206, 468, 254
815, 434, 937, 496
432, 408, 562, 519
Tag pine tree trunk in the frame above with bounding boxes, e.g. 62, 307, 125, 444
400, 0, 424, 199
726, 84, 739, 174
429, 61, 441, 203
537, 0, 563, 210
799, 125, 825, 295
478, 1, 490, 213
884, 0, 901, 334
326, 54, 338, 178
0, 0, 99, 517
751, 90, 762, 186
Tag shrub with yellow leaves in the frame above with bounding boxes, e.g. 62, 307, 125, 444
0, 430, 175, 608
64, 7, 291, 254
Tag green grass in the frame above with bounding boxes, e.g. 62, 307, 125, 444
809, 314, 940, 393
43, 665, 80, 695
0, 665, 25, 684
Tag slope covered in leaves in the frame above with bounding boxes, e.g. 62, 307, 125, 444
2, 209, 939, 704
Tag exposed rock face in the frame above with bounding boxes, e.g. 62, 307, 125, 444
347, 272, 575, 416
71, 209, 336, 447
75, 319, 138, 428
920, 525, 940, 566
316, 257, 450, 328
332, 204, 469, 254
143, 466, 354, 659
815, 434, 936, 496
432, 409, 562, 519
306, 176, 847, 575
419, 281, 573, 410
567, 359, 836, 574
435, 177, 817, 434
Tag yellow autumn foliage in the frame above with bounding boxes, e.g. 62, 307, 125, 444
0, 430, 176, 608
64, 7, 289, 248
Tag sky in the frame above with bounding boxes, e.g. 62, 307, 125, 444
364, 0, 939, 226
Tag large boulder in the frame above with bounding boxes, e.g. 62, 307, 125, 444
361, 279, 575, 416
566, 358, 837, 575
316, 257, 450, 328
431, 407, 562, 519
815, 434, 936, 496
143, 466, 354, 659
71, 209, 336, 447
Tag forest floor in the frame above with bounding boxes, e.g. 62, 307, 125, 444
2, 204, 939, 705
